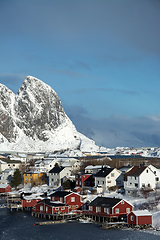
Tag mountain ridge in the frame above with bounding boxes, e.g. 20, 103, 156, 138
0, 76, 101, 152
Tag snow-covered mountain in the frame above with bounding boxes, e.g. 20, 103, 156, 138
0, 76, 101, 152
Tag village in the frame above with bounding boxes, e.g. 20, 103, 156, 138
0, 149, 160, 232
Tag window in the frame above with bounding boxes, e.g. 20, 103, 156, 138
52, 178, 54, 182
111, 173, 114, 177
121, 200, 124, 204
98, 181, 99, 184
156, 177, 159, 181
71, 197, 75, 202
60, 197, 63, 202
46, 207, 48, 212
52, 197, 55, 201
107, 181, 111, 183
146, 170, 148, 173
55, 207, 59, 210
135, 183, 138, 188
142, 183, 145, 188
40, 206, 43, 211
61, 207, 65, 210
89, 206, 93, 211
102, 181, 104, 184
126, 208, 130, 213
104, 208, 110, 214
96, 207, 101, 213
27, 200, 31, 203
131, 215, 133, 221
135, 177, 136, 180
115, 208, 119, 214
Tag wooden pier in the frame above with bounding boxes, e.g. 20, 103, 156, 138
6, 193, 23, 212
32, 211, 82, 222
35, 219, 67, 225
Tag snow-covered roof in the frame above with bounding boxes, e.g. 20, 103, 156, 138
131, 210, 152, 216
0, 183, 10, 188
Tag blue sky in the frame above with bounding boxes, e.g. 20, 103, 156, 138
0, 0, 160, 148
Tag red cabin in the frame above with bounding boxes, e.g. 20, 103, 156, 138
75, 173, 94, 187
50, 191, 83, 210
0, 184, 12, 193
22, 198, 42, 208
87, 197, 133, 219
127, 210, 152, 225
33, 199, 71, 214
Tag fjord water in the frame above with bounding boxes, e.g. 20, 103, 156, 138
0, 197, 159, 240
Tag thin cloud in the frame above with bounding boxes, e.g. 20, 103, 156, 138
72, 87, 138, 96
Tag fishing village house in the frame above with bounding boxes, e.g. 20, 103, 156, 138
32, 198, 71, 217
127, 210, 152, 226
48, 166, 71, 188
61, 158, 80, 174
0, 159, 21, 172
50, 190, 83, 210
34, 158, 57, 173
124, 164, 160, 197
85, 196, 133, 222
0, 183, 12, 193
75, 173, 95, 189
85, 165, 110, 174
94, 167, 122, 192
23, 171, 46, 187
0, 169, 15, 184
21, 193, 44, 210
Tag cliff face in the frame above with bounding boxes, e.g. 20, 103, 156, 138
0, 76, 99, 152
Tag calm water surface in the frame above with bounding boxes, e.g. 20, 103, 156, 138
0, 197, 160, 240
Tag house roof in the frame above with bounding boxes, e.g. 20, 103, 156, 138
89, 196, 121, 208
94, 167, 114, 177
49, 166, 65, 173
50, 191, 72, 198
0, 184, 10, 188
131, 210, 152, 216
38, 198, 66, 207
125, 166, 147, 177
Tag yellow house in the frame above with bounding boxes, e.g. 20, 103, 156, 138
23, 171, 46, 186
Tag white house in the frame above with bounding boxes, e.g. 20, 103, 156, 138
0, 160, 20, 172
85, 165, 110, 174
94, 166, 122, 191
34, 158, 57, 173
0, 169, 15, 184
48, 166, 71, 188
124, 165, 160, 196
61, 159, 80, 173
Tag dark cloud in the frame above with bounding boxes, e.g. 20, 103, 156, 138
1, 0, 159, 56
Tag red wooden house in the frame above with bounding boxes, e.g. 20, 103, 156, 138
127, 210, 152, 225
33, 198, 70, 215
75, 173, 94, 187
22, 198, 42, 208
0, 184, 12, 193
88, 197, 133, 220
50, 191, 83, 210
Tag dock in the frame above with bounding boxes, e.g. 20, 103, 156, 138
35, 219, 66, 225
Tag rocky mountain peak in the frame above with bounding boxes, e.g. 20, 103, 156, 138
0, 76, 99, 152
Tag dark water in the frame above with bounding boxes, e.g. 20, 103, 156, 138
0, 197, 160, 240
